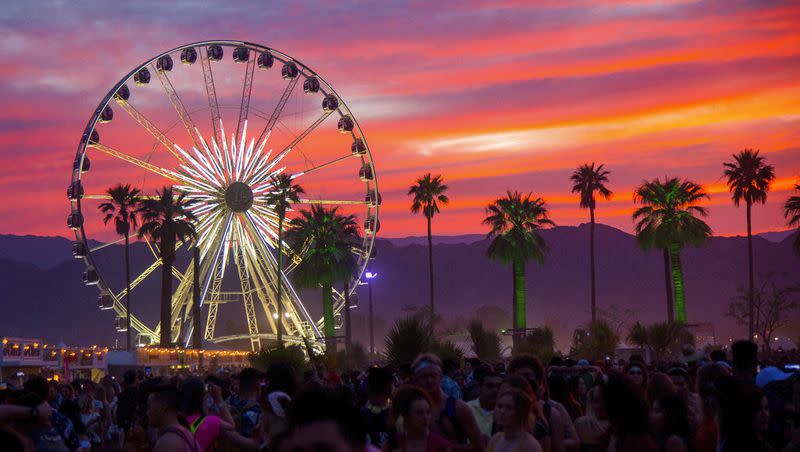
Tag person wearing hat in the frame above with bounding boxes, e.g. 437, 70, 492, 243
756, 366, 793, 389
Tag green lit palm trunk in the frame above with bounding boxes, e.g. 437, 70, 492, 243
276, 215, 284, 347
669, 243, 687, 323
322, 282, 335, 351
663, 249, 675, 323
512, 259, 526, 345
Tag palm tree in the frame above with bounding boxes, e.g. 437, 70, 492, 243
98, 184, 140, 351
287, 205, 358, 351
723, 149, 775, 337
263, 174, 305, 347
137, 187, 197, 347
633, 178, 712, 323
784, 183, 800, 256
484, 191, 554, 345
408, 173, 449, 334
570, 162, 612, 322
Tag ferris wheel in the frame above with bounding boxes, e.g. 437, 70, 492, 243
67, 40, 379, 351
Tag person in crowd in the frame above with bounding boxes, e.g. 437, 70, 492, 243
24, 376, 80, 451
385, 385, 451, 452
732, 340, 759, 385
411, 353, 482, 451
362, 366, 395, 449
548, 375, 582, 421
568, 375, 588, 416
0, 392, 68, 451
116, 369, 138, 438
465, 363, 501, 445
658, 392, 694, 452
574, 385, 610, 452
624, 361, 648, 394
501, 374, 551, 452
284, 386, 369, 452
78, 392, 103, 450
667, 366, 702, 431
507, 354, 578, 452
602, 371, 658, 452
488, 388, 542, 452
695, 363, 729, 452
229, 367, 262, 438
442, 359, 463, 401
462, 358, 481, 402
715, 375, 773, 452
179, 377, 235, 452
646, 372, 676, 413
147, 384, 198, 452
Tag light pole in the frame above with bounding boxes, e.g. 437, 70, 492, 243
365, 271, 377, 355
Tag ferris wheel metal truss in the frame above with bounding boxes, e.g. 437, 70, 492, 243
67, 40, 379, 352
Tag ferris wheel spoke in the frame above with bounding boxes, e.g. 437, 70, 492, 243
151, 63, 203, 152
234, 245, 264, 352
114, 98, 186, 164
292, 154, 353, 178
88, 237, 126, 253
255, 73, 302, 146
87, 142, 188, 183
268, 110, 334, 166
240, 215, 312, 338
235, 55, 257, 143
199, 46, 222, 146
296, 198, 368, 205
242, 212, 320, 338
113, 258, 162, 300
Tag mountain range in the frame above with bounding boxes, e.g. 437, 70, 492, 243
0, 226, 798, 351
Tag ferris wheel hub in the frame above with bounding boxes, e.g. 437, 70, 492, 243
224, 181, 254, 212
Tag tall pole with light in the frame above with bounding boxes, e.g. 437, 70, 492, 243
365, 271, 377, 355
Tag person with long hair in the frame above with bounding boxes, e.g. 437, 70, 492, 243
488, 388, 542, 452
658, 393, 694, 452
501, 374, 551, 452
602, 372, 657, 452
384, 385, 451, 452
574, 385, 610, 452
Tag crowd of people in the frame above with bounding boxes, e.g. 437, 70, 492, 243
0, 339, 798, 452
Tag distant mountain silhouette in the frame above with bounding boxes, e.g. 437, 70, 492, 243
384, 234, 486, 247
756, 229, 795, 243
0, 225, 797, 350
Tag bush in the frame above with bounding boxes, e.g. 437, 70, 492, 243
468, 320, 501, 363
512, 326, 556, 363
249, 344, 308, 376
570, 320, 620, 360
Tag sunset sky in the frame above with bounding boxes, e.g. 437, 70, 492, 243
1, 0, 799, 239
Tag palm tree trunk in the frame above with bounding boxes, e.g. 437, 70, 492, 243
344, 279, 351, 353
589, 206, 597, 323
746, 201, 754, 338
663, 249, 675, 323
277, 215, 284, 347
322, 282, 335, 351
427, 215, 435, 335
124, 233, 132, 351
512, 259, 526, 346
160, 239, 174, 348
192, 244, 201, 352
669, 244, 687, 323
